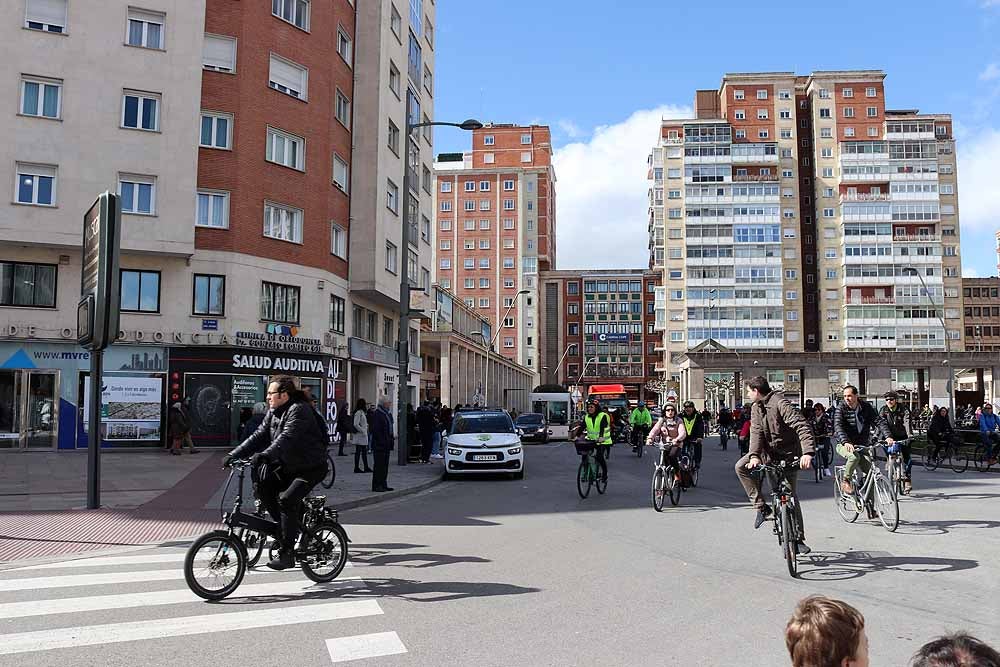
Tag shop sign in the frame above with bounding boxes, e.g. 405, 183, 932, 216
234, 331, 322, 354
83, 376, 162, 441
350, 337, 397, 367
231, 354, 325, 374
324, 359, 340, 435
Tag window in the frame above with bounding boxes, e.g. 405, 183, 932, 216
423, 65, 433, 96
0, 261, 56, 308
203, 34, 237, 72
386, 179, 399, 214
272, 0, 310, 28
758, 129, 769, 139
269, 54, 308, 99
15, 163, 55, 206
463, 219, 475, 231
335, 89, 351, 126
463, 277, 474, 289
333, 154, 349, 192
421, 215, 430, 243
263, 202, 303, 243
390, 4, 401, 39
502, 218, 515, 230
266, 127, 305, 170
440, 258, 451, 269
780, 129, 792, 139
478, 298, 489, 308
192, 274, 225, 316
479, 277, 490, 288
568, 303, 579, 315
260, 281, 299, 323
819, 108, 831, 118
865, 87, 877, 98
120, 270, 160, 313
25, 0, 67, 33
439, 219, 452, 231
785, 269, 797, 279
199, 112, 232, 149
757, 109, 768, 120
385, 241, 398, 273
116, 174, 155, 215
121, 90, 159, 131
779, 90, 791, 100
336, 26, 352, 64
330, 222, 347, 258
786, 290, 797, 300
843, 107, 855, 118
504, 278, 515, 288
479, 239, 490, 250
670, 290, 683, 300
734, 109, 746, 120
480, 258, 491, 269
479, 219, 490, 230
735, 129, 746, 139
779, 109, 791, 120
328, 295, 345, 333
819, 127, 832, 138
821, 147, 833, 158
196, 190, 229, 228
844, 127, 855, 137
734, 90, 745, 100
477, 180, 490, 192
126, 8, 164, 49
823, 208, 835, 218
842, 88, 854, 99
20, 76, 61, 119
867, 107, 878, 118
479, 200, 491, 211
822, 167, 834, 178
502, 337, 514, 348
503, 198, 515, 211
387, 119, 400, 155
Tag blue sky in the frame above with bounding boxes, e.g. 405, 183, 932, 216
432, 0, 1000, 276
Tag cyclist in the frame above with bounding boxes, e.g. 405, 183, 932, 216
927, 406, 958, 463
575, 400, 611, 483
629, 401, 653, 453
224, 375, 329, 570
813, 403, 833, 478
736, 376, 815, 554
646, 403, 687, 473
718, 406, 734, 442
680, 401, 706, 469
879, 391, 913, 494
833, 385, 880, 496
980, 403, 1000, 466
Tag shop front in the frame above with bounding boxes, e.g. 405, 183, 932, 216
168, 345, 346, 448
0, 340, 167, 450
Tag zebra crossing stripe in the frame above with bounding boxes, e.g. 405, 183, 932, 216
0, 564, 290, 593
14, 552, 189, 571
0, 600, 384, 655
326, 632, 408, 663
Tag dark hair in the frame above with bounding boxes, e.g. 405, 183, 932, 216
911, 633, 1000, 667
843, 384, 859, 396
786, 596, 865, 667
747, 376, 771, 395
814, 403, 825, 411
354, 398, 367, 413
936, 406, 949, 417
269, 375, 304, 402
884, 391, 899, 400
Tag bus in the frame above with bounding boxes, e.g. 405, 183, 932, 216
586, 384, 630, 412
528, 391, 571, 439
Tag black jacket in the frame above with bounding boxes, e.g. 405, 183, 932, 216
230, 398, 329, 475
813, 411, 832, 439
833, 400, 880, 446
239, 413, 265, 442
878, 405, 909, 441
681, 411, 705, 440
927, 413, 954, 441
370, 406, 395, 452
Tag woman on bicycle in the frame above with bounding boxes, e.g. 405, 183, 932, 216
646, 404, 687, 472
813, 403, 833, 478
927, 406, 957, 463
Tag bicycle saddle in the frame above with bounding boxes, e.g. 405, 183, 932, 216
304, 496, 327, 508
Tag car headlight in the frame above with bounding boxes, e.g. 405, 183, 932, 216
516, 428, 524, 436
507, 447, 521, 455
536, 427, 546, 433
447, 448, 462, 456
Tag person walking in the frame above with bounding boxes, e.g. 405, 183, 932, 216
370, 396, 395, 492
416, 401, 436, 463
178, 398, 198, 453
167, 402, 190, 456
351, 398, 372, 473
335, 400, 352, 456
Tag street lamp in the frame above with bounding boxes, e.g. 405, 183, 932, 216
901, 266, 954, 417
397, 117, 483, 465
470, 288, 529, 409
570, 357, 598, 421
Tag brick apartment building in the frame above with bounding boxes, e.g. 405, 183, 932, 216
962, 278, 1000, 352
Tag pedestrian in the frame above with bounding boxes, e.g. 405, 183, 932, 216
440, 404, 453, 436
335, 399, 352, 456
179, 398, 198, 453
239, 401, 267, 442
416, 400, 436, 463
351, 398, 372, 473
910, 633, 1000, 667
785, 595, 869, 667
406, 402, 418, 462
813, 403, 833, 478
167, 402, 189, 456
370, 395, 395, 492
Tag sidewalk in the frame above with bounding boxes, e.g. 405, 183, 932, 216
0, 449, 444, 564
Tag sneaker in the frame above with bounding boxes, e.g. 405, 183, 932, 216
432, 454, 444, 459
823, 468, 831, 478
266, 551, 295, 571
796, 542, 812, 556
754, 505, 772, 529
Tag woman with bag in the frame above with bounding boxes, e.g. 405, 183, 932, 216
352, 398, 372, 473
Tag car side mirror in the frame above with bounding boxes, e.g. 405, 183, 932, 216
548, 429, 553, 435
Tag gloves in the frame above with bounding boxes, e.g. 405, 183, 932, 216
222, 454, 234, 468
250, 452, 269, 467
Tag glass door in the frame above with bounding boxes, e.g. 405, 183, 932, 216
0, 370, 22, 449
25, 371, 58, 448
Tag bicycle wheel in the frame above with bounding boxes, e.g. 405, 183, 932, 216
651, 467, 666, 512
595, 465, 608, 495
184, 530, 247, 601
833, 468, 859, 523
637, 441, 644, 458
951, 446, 969, 473
873, 475, 899, 533
973, 445, 988, 472
235, 525, 266, 568
922, 447, 940, 472
299, 521, 349, 583
667, 467, 681, 506
577, 460, 592, 499
321, 453, 336, 489
814, 459, 822, 483
689, 465, 699, 488
780, 504, 798, 579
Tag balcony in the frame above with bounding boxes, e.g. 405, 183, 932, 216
841, 192, 891, 203
732, 173, 779, 182
731, 152, 779, 165
892, 234, 939, 243
846, 296, 895, 305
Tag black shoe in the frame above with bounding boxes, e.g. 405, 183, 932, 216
266, 551, 295, 570
379, 487, 395, 492
363, 468, 373, 473
796, 542, 811, 556
754, 506, 772, 529
354, 468, 364, 473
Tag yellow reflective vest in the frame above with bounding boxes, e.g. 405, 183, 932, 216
585, 413, 612, 445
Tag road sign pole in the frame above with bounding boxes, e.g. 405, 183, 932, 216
87, 349, 103, 509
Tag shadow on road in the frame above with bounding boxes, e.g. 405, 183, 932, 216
893, 519, 1000, 536
216, 577, 540, 605
348, 542, 491, 568
796, 550, 979, 581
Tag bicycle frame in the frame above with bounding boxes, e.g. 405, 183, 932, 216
851, 447, 890, 506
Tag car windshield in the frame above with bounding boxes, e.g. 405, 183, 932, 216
515, 414, 543, 425
452, 414, 514, 434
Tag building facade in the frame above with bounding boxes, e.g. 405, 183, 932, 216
433, 124, 556, 379
962, 278, 1000, 353
648, 70, 964, 376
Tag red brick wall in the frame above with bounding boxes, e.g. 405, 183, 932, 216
834, 82, 884, 141
725, 83, 775, 143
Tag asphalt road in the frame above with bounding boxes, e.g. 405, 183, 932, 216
1, 438, 998, 666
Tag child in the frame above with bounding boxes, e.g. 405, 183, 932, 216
786, 596, 869, 667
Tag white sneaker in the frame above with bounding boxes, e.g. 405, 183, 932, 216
823, 468, 831, 478
432, 454, 444, 459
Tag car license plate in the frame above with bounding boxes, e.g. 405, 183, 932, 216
473, 454, 498, 461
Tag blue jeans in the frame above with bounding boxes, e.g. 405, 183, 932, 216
431, 431, 441, 457
982, 432, 1000, 458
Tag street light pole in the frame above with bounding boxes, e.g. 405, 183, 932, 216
902, 266, 954, 418
472, 288, 529, 409
397, 117, 483, 465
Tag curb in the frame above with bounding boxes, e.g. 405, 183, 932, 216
337, 475, 445, 512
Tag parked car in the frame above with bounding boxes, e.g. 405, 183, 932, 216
514, 413, 551, 443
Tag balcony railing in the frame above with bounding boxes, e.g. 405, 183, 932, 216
732, 174, 779, 182
847, 297, 896, 305
841, 192, 891, 202
892, 234, 940, 243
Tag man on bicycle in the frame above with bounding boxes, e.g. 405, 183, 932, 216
736, 376, 815, 554
629, 401, 653, 453
224, 375, 329, 570
980, 403, 1000, 466
833, 384, 879, 497
879, 391, 913, 494
576, 400, 611, 482
681, 400, 706, 469
718, 406, 734, 441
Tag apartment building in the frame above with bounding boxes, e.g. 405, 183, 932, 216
648, 70, 964, 370
538, 270, 661, 404
962, 278, 1000, 352
433, 124, 556, 378
350, 0, 437, 409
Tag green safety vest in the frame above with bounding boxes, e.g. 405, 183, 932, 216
585, 413, 612, 445
630, 408, 652, 427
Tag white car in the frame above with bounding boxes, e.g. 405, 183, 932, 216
443, 410, 524, 480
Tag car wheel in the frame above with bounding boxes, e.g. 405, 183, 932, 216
514, 469, 524, 480
441, 471, 450, 481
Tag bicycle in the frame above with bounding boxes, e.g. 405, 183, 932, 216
750, 458, 805, 579
649, 439, 696, 511
575, 438, 607, 498
631, 425, 648, 459
973, 435, 999, 473
922, 435, 968, 474
184, 459, 351, 601
833, 445, 898, 533
813, 440, 832, 484
320, 447, 338, 489
718, 425, 729, 451
883, 438, 912, 497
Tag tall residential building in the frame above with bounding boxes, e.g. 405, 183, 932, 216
350, 0, 437, 408
648, 70, 964, 370
433, 124, 557, 377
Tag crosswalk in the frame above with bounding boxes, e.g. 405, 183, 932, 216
0, 544, 408, 665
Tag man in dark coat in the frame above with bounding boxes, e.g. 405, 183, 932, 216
416, 401, 436, 463
335, 399, 352, 456
370, 395, 395, 492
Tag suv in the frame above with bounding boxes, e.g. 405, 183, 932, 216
443, 409, 524, 480
515, 413, 551, 443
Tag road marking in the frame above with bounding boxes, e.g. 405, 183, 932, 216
326, 631, 407, 663
14, 552, 188, 571
0, 600, 384, 655
0, 577, 365, 619
0, 565, 288, 593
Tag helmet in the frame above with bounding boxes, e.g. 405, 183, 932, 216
883, 391, 899, 400
682, 400, 695, 409
586, 399, 601, 410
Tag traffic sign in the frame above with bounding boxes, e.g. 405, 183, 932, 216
596, 332, 630, 343
78, 192, 121, 351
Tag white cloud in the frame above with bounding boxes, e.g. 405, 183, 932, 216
552, 105, 692, 269
958, 128, 1000, 277
964, 266, 981, 278
556, 119, 583, 139
980, 63, 1000, 81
